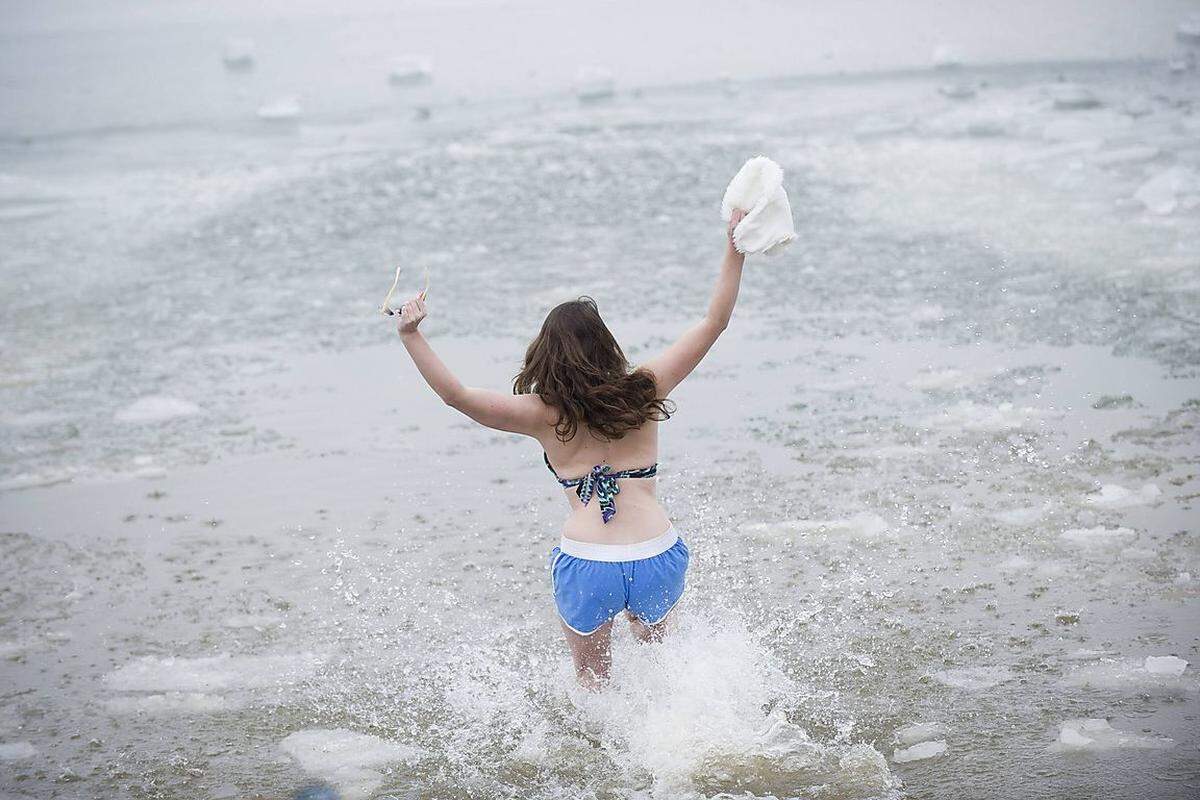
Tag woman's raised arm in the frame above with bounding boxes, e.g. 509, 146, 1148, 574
641, 209, 747, 397
396, 296, 548, 436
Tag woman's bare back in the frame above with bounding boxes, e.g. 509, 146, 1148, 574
538, 414, 671, 544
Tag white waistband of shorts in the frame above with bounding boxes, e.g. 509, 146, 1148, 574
559, 524, 679, 562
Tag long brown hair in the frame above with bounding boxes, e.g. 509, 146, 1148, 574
513, 297, 674, 442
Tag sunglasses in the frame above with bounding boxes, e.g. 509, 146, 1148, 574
380, 266, 430, 316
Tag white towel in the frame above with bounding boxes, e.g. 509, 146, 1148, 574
721, 156, 796, 255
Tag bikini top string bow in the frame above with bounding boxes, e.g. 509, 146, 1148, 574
543, 452, 658, 524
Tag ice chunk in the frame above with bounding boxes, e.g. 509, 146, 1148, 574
1063, 657, 1198, 692
104, 692, 232, 715
938, 83, 975, 100
256, 97, 302, 123
906, 368, 970, 391
932, 666, 1014, 690
1178, 15, 1200, 44
0, 742, 37, 760
105, 652, 327, 692
575, 67, 615, 103
1050, 84, 1101, 110
854, 116, 912, 139
936, 402, 1041, 433
114, 396, 200, 423
931, 44, 965, 70
280, 729, 424, 800
1048, 718, 1174, 752
1121, 95, 1154, 117
994, 503, 1050, 526
222, 613, 283, 629
221, 38, 255, 71
894, 722, 944, 747
743, 513, 890, 540
388, 56, 433, 87
1144, 655, 1188, 677
893, 739, 946, 763
1083, 483, 1161, 509
1087, 146, 1159, 167
1060, 526, 1135, 546
1134, 165, 1200, 215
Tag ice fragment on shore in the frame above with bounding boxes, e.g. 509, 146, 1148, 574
115, 396, 200, 423
994, 502, 1051, 526
893, 739, 946, 762
1048, 718, 1174, 752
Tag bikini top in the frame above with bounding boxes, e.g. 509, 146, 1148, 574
543, 452, 658, 524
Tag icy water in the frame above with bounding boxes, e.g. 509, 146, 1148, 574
2, 58, 1200, 799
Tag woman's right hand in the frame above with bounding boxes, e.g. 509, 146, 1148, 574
727, 208, 747, 250
397, 294, 427, 336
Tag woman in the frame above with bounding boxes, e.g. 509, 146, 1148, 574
395, 209, 747, 688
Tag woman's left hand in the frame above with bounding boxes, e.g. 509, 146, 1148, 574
397, 295, 427, 335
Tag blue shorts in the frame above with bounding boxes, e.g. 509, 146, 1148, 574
549, 525, 689, 636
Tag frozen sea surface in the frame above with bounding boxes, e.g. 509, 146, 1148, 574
1, 58, 1199, 799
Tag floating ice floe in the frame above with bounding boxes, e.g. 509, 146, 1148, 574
114, 396, 200, 423
742, 513, 890, 540
1049, 84, 1101, 110
993, 502, 1051, 526
1144, 655, 1188, 677
931, 665, 1014, 690
104, 692, 233, 715
938, 83, 975, 100
1178, 15, 1200, 44
894, 722, 945, 747
0, 742, 37, 760
256, 96, 302, 123
931, 44, 965, 70
105, 652, 327, 693
223, 613, 284, 629
1133, 165, 1200, 215
906, 368, 970, 391
893, 739, 947, 763
1121, 95, 1154, 117
280, 728, 425, 800
1062, 655, 1196, 692
936, 401, 1041, 433
575, 67, 615, 103
854, 116, 912, 139
1086, 145, 1159, 167
0, 174, 69, 221
388, 55, 433, 87
221, 37, 255, 71
1083, 483, 1161, 509
1048, 719, 1174, 753
1060, 526, 1136, 547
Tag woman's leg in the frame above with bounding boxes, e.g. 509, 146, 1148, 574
627, 610, 671, 643
560, 619, 613, 689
